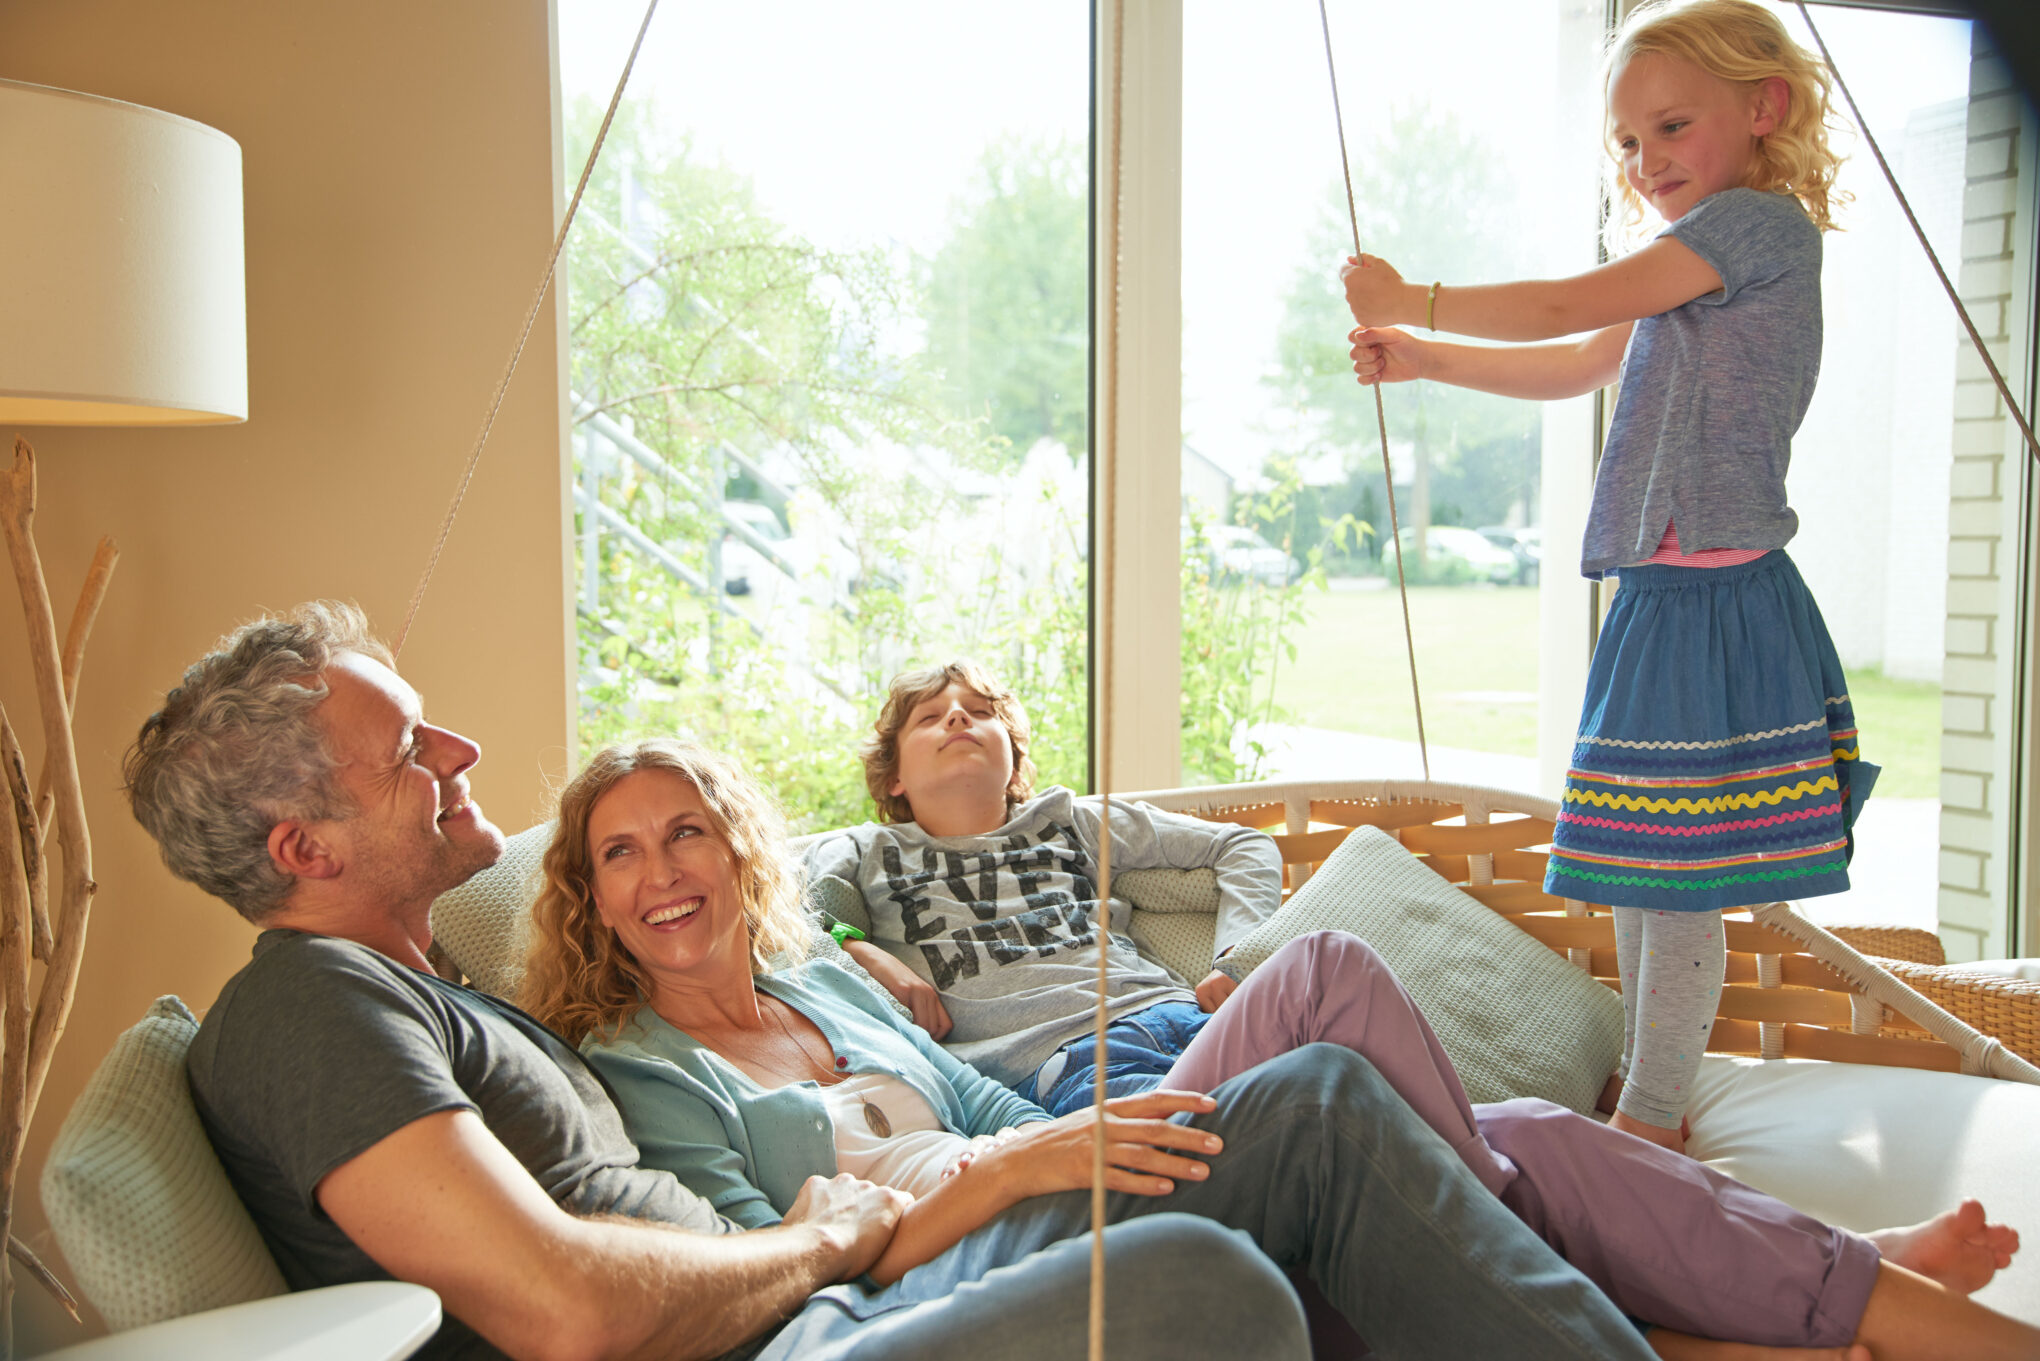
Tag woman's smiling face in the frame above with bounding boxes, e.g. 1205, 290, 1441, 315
586, 768, 748, 982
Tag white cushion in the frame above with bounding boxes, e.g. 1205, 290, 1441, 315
1690, 1055, 2040, 1325
1219, 825, 1625, 1115
1961, 959, 2040, 984
42, 997, 286, 1331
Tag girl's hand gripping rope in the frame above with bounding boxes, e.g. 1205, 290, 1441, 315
1340, 253, 1417, 327
1349, 326, 1424, 386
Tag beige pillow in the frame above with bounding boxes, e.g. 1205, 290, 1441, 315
1222, 826, 1623, 1115
430, 820, 553, 999
42, 997, 287, 1331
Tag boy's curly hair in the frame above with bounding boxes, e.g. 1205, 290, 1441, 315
1604, 0, 1849, 245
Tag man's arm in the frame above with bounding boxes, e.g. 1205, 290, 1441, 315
318, 1109, 905, 1361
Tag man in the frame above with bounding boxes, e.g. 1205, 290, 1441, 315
810, 660, 1264, 1114
125, 603, 1309, 1361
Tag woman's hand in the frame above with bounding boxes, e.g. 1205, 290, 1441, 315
1348, 325, 1425, 386
866, 1097, 1219, 1287
843, 938, 954, 1039
940, 1127, 1029, 1181
978, 1090, 1224, 1199
1340, 253, 1418, 327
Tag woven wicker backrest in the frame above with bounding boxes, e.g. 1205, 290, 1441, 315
1121, 778, 1972, 1075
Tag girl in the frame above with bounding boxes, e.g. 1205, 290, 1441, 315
1341, 0, 1875, 1153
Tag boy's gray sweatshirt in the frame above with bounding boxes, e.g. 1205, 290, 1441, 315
800, 787, 1281, 1088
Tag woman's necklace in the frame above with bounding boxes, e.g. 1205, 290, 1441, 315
763, 997, 891, 1138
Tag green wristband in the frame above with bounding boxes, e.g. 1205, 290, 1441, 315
828, 921, 866, 946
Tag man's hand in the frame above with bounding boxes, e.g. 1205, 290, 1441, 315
782, 1172, 912, 1282
843, 938, 953, 1039
1195, 969, 1238, 1013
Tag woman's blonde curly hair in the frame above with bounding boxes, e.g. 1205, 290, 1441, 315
1603, 0, 1849, 247
520, 740, 809, 1046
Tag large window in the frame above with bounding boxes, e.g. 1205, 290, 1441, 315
559, 4, 1090, 831
1754, 3, 1976, 936
1178, 0, 1606, 791
555, 2, 2036, 955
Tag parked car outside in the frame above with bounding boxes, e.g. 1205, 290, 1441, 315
1476, 525, 1542, 585
1393, 524, 1518, 585
719, 499, 798, 596
1201, 524, 1301, 587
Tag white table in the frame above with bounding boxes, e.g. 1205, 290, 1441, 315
34, 1283, 440, 1361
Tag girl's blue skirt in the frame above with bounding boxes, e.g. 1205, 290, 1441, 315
1544, 551, 1879, 913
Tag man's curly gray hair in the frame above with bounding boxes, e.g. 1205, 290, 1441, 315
124, 601, 391, 923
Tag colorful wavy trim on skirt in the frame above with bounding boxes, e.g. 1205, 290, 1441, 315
1545, 720, 1857, 911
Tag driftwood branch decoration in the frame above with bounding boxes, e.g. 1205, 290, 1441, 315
0, 703, 26, 1349
0, 436, 116, 1350
0, 719, 46, 964
32, 537, 117, 855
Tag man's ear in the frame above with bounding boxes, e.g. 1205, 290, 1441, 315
268, 819, 344, 882
1750, 76, 1789, 138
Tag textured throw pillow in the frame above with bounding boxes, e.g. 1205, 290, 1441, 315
430, 820, 554, 999
1221, 826, 1624, 1115
1118, 868, 1222, 985
42, 997, 286, 1331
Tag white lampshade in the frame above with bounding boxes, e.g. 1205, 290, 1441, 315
0, 79, 246, 426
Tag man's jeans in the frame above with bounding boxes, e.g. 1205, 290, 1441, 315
1033, 1000, 1211, 1116
757, 1045, 1656, 1361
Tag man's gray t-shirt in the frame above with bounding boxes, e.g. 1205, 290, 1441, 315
1580, 187, 1822, 578
801, 788, 1281, 1087
187, 930, 732, 1360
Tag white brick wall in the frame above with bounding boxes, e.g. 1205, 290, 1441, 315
1936, 27, 2033, 963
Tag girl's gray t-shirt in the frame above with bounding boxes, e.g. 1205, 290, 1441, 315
1580, 187, 1822, 578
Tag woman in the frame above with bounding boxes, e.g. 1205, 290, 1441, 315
521, 739, 2034, 1360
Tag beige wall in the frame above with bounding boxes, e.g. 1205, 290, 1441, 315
0, 2, 571, 1347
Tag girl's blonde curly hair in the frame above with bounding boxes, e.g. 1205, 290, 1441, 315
519, 740, 809, 1046
1604, 0, 1849, 247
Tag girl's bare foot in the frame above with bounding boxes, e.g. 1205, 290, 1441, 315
1870, 1200, 2020, 1295
1647, 1332, 1869, 1361
1611, 1109, 1687, 1155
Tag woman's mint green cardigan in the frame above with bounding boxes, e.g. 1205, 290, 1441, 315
583, 959, 1052, 1230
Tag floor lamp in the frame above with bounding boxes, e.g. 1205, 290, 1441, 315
0, 77, 245, 1348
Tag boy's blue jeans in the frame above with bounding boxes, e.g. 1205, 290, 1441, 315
1031, 1000, 1210, 1115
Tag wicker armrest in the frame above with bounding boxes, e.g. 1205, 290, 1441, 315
1874, 957, 2040, 1068
1829, 924, 1945, 966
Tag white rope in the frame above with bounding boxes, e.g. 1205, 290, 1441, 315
1316, 0, 1431, 781
1791, 2, 2040, 470
1750, 901, 2040, 1085
1087, 2, 1128, 1354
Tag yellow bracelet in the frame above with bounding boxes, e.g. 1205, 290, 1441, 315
1427, 281, 1441, 332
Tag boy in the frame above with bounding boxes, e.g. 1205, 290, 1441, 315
803, 660, 1276, 1114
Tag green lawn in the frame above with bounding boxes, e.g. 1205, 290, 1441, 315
1266, 582, 1941, 797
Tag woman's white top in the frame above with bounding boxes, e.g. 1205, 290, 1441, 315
820, 1072, 973, 1198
